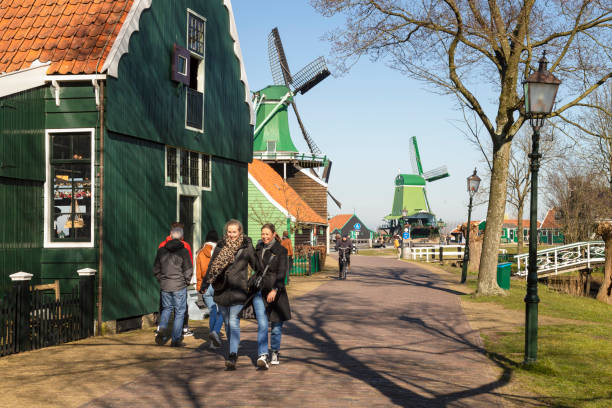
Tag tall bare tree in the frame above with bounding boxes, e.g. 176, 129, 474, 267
312, 0, 612, 295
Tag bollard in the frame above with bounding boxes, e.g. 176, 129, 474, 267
77, 268, 96, 338
9, 272, 33, 353
439, 246, 444, 264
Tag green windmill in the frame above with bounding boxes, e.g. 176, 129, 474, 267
252, 27, 341, 210
384, 136, 449, 238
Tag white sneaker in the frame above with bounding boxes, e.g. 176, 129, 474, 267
270, 350, 279, 365
256, 354, 269, 370
183, 328, 194, 337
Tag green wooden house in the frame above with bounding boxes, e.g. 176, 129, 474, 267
0, 0, 252, 326
247, 159, 326, 247
539, 208, 565, 244
329, 214, 374, 241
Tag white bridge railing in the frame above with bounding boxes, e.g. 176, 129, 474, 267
409, 245, 507, 262
514, 241, 605, 277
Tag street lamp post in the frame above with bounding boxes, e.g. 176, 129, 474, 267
461, 169, 481, 283
523, 52, 561, 364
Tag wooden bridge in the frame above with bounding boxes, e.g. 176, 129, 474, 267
514, 241, 605, 278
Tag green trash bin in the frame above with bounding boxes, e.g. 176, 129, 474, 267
497, 262, 512, 290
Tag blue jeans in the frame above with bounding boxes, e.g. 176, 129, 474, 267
252, 292, 269, 356
218, 304, 243, 355
271, 321, 283, 351
159, 288, 187, 343
202, 285, 223, 335
253, 292, 285, 353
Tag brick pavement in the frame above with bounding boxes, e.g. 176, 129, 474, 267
82, 256, 504, 407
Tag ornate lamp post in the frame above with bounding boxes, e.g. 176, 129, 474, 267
461, 169, 481, 283
523, 52, 561, 363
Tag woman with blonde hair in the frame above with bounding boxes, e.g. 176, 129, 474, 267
206, 219, 259, 370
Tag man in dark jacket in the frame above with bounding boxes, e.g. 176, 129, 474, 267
153, 226, 193, 347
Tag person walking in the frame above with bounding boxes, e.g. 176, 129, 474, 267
206, 219, 258, 370
280, 231, 293, 282
158, 222, 194, 337
196, 230, 223, 349
393, 235, 401, 259
252, 223, 291, 369
153, 225, 193, 347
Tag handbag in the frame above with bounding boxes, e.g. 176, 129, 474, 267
248, 253, 275, 294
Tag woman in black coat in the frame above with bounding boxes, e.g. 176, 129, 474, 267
206, 219, 259, 370
251, 223, 291, 369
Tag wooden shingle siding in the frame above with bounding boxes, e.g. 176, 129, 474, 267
285, 170, 327, 220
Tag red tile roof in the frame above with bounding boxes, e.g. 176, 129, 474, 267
0, 0, 133, 74
541, 208, 560, 229
248, 159, 326, 225
503, 219, 541, 228
328, 214, 353, 233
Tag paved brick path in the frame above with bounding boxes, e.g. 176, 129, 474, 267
83, 256, 504, 407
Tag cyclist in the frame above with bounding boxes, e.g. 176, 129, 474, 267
335, 235, 352, 279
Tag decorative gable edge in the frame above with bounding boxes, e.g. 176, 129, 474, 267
223, 0, 255, 125
295, 165, 328, 187
101, 0, 152, 78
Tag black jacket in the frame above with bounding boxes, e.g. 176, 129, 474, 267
209, 235, 259, 307
255, 239, 291, 322
153, 239, 193, 292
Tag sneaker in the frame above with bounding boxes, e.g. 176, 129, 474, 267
209, 331, 221, 347
256, 354, 269, 370
170, 339, 185, 347
225, 353, 237, 370
182, 328, 194, 337
155, 332, 169, 346
270, 350, 280, 365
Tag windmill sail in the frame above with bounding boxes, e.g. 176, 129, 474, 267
409, 136, 424, 175
423, 166, 449, 182
268, 28, 292, 86
290, 100, 322, 155
292, 57, 331, 95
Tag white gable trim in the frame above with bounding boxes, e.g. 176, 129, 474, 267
223, 0, 254, 125
248, 173, 295, 222
101, 0, 152, 78
0, 64, 50, 98
295, 165, 328, 187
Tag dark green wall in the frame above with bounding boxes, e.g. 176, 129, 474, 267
105, 0, 253, 162
0, 87, 45, 181
0, 177, 43, 294
101, 131, 173, 321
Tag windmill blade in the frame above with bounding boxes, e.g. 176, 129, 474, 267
292, 57, 331, 95
290, 100, 322, 155
423, 166, 450, 182
322, 160, 333, 183
268, 28, 293, 86
409, 136, 424, 175
328, 190, 342, 209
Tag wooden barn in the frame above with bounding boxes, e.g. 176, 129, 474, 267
0, 0, 253, 328
248, 159, 326, 246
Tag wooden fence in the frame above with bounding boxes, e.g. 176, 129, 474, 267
0, 269, 96, 357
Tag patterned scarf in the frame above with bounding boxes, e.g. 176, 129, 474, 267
206, 234, 244, 284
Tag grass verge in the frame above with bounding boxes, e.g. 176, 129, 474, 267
432, 261, 612, 407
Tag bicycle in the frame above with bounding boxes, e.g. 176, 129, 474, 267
338, 247, 350, 280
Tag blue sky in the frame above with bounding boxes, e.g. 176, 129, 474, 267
232, 0, 491, 230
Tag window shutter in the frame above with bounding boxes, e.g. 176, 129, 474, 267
172, 44, 190, 84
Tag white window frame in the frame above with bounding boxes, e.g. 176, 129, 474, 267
165, 146, 212, 191
165, 145, 179, 187
185, 9, 206, 133
200, 153, 211, 191
44, 128, 96, 248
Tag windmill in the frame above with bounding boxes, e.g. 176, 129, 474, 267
382, 136, 449, 239
252, 27, 341, 209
